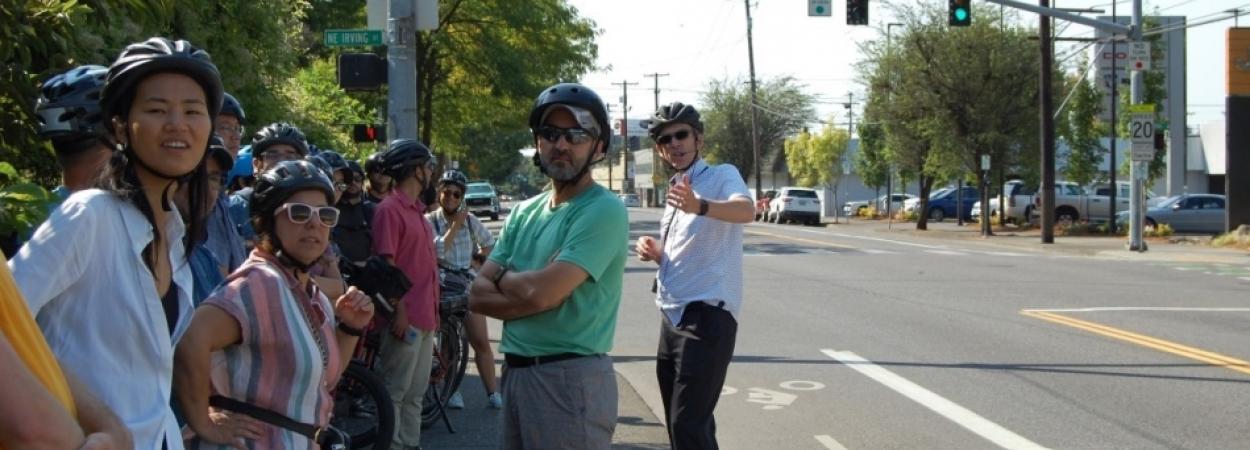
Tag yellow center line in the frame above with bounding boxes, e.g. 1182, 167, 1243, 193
744, 228, 855, 250
1021, 310, 1250, 377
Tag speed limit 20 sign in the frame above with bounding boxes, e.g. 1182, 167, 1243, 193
1128, 104, 1155, 162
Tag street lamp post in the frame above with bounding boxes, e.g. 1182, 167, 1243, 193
886, 23, 903, 229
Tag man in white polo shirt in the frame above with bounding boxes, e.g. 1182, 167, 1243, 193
635, 102, 755, 450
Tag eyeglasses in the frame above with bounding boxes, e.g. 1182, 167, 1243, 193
275, 202, 340, 227
334, 182, 348, 192
536, 126, 594, 145
215, 124, 244, 137
261, 150, 301, 163
656, 129, 691, 146
441, 190, 463, 199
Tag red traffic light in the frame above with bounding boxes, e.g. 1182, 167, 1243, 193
352, 124, 386, 142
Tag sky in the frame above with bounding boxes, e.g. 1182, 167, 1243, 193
567, 0, 1245, 133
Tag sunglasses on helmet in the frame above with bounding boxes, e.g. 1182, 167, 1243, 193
535, 126, 594, 145
275, 202, 340, 227
656, 129, 691, 146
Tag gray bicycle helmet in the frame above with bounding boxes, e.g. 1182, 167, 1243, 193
100, 37, 223, 121
36, 65, 108, 142
376, 139, 435, 178
527, 83, 611, 144
315, 151, 349, 174
251, 159, 335, 221
438, 169, 468, 190
220, 92, 245, 123
647, 101, 704, 138
251, 122, 309, 157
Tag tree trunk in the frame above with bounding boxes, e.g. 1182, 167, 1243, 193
997, 166, 1005, 227
979, 170, 993, 236
916, 175, 932, 230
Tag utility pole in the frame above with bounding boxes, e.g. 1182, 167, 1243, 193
613, 80, 639, 193
387, 0, 417, 140
843, 92, 856, 136
605, 103, 616, 192
1108, 1, 1117, 234
644, 72, 668, 207
745, 0, 762, 196
1040, 0, 1056, 244
1128, 0, 1146, 251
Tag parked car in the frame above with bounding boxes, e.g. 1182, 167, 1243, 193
904, 186, 979, 222
767, 187, 821, 225
619, 193, 641, 207
1116, 194, 1226, 234
465, 181, 501, 220
973, 180, 1037, 224
844, 194, 915, 217
1030, 181, 1157, 224
754, 189, 777, 221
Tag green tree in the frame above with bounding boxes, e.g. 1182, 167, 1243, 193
857, 2, 1044, 233
1060, 70, 1105, 189
854, 121, 889, 197
700, 76, 815, 184
786, 122, 850, 189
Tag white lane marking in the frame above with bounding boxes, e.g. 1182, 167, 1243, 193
926, 250, 970, 256
822, 349, 1046, 450
1023, 307, 1250, 313
823, 232, 948, 250
1240, 277, 1250, 282
983, 251, 1030, 257
860, 248, 896, 255
815, 434, 849, 450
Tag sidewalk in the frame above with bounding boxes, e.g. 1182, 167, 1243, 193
419, 368, 669, 449
821, 217, 1250, 265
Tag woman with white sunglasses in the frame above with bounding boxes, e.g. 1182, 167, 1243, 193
174, 159, 374, 450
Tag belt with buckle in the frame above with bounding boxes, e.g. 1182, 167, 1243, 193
505, 352, 593, 368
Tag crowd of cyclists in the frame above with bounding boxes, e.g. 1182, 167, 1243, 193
2, 36, 501, 450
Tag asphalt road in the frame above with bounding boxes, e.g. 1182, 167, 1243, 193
434, 206, 1250, 449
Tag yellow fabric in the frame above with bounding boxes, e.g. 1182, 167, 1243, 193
0, 262, 75, 417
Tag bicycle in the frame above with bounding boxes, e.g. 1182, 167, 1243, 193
331, 257, 410, 449
420, 266, 471, 431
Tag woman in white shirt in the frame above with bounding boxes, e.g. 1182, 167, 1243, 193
8, 37, 222, 450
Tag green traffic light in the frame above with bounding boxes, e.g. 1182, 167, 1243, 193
955, 8, 968, 21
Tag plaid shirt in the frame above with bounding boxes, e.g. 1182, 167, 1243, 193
426, 208, 494, 271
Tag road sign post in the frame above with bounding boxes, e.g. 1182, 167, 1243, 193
1128, 104, 1156, 162
324, 29, 383, 47
1128, 41, 1151, 71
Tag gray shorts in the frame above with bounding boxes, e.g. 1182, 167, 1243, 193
500, 354, 617, 450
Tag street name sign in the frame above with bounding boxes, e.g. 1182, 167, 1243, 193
325, 29, 383, 47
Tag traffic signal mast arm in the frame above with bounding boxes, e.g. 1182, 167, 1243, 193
982, 0, 1133, 35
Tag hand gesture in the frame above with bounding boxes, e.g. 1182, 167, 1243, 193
334, 286, 374, 330
450, 210, 468, 228
666, 174, 700, 214
193, 409, 264, 450
635, 236, 661, 263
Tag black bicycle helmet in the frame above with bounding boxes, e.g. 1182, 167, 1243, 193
251, 159, 335, 221
315, 151, 349, 174
100, 37, 223, 121
376, 139, 435, 178
527, 83, 611, 144
36, 65, 108, 142
364, 151, 385, 175
305, 154, 334, 181
438, 169, 468, 190
220, 92, 245, 123
346, 160, 364, 177
206, 134, 234, 173
251, 122, 309, 157
647, 101, 704, 138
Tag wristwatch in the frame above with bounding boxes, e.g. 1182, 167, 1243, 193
697, 199, 709, 216
491, 266, 510, 288
337, 322, 364, 337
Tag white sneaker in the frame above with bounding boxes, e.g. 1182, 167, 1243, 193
446, 391, 465, 409
487, 392, 503, 409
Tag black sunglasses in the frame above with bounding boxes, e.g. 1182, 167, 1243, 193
656, 129, 691, 146
441, 190, 463, 199
536, 126, 594, 145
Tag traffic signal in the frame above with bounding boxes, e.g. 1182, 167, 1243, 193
338, 53, 387, 91
846, 0, 868, 25
352, 124, 386, 143
949, 0, 971, 27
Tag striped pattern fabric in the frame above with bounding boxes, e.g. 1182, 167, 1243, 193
191, 251, 343, 450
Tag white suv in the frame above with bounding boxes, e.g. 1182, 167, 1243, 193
767, 187, 821, 225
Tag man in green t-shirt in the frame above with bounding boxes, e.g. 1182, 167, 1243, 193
470, 82, 628, 450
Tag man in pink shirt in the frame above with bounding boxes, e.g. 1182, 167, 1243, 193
371, 139, 440, 450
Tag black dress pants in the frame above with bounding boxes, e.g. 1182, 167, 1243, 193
656, 301, 738, 450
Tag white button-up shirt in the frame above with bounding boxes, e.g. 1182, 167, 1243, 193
9, 189, 193, 450
656, 159, 752, 325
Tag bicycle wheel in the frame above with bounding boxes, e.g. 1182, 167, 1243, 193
421, 316, 467, 428
332, 362, 395, 450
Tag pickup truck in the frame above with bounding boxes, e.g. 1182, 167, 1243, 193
972, 180, 1037, 225
1029, 181, 1152, 224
